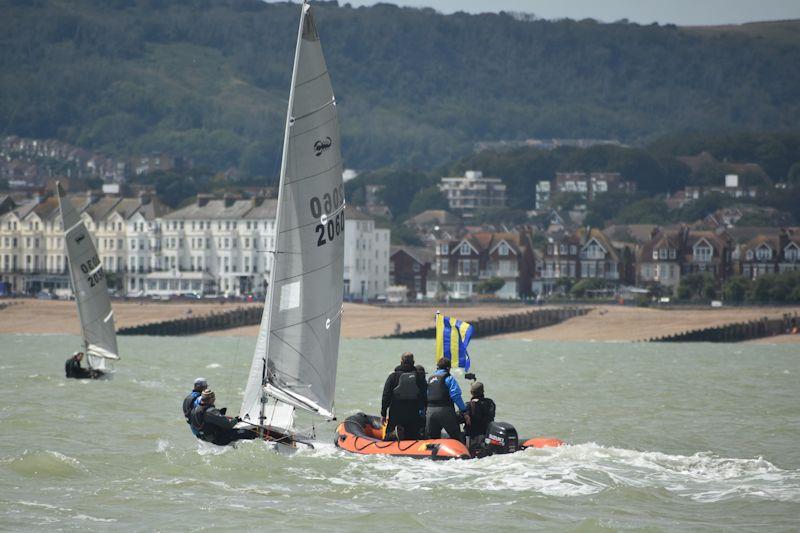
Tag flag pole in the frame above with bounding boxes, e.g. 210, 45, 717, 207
434, 310, 440, 365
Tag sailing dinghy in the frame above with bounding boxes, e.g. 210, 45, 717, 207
237, 0, 345, 447
57, 182, 120, 378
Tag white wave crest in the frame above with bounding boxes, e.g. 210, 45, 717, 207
304, 442, 800, 502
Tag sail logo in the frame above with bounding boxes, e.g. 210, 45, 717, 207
75, 233, 86, 244
314, 137, 332, 157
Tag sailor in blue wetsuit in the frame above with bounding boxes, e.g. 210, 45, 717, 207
425, 358, 470, 443
182, 378, 207, 436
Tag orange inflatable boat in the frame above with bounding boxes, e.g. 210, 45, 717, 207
335, 413, 563, 460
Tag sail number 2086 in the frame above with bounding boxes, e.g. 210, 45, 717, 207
310, 185, 345, 247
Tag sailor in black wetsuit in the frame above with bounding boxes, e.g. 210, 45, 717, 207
182, 378, 208, 437
65, 352, 93, 379
465, 381, 496, 453
190, 389, 258, 446
381, 352, 427, 440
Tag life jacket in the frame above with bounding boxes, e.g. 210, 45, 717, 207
427, 372, 453, 407
183, 391, 201, 422
467, 397, 496, 437
393, 371, 420, 401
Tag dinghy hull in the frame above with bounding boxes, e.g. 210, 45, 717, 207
335, 413, 470, 459
335, 413, 563, 459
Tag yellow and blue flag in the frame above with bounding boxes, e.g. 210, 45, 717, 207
435, 314, 474, 370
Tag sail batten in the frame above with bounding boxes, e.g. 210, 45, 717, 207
57, 183, 119, 372
240, 2, 343, 431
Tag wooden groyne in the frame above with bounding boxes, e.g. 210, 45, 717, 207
648, 312, 799, 343
118, 305, 263, 336
384, 307, 590, 339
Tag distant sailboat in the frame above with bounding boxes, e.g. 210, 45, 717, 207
238, 0, 344, 444
57, 182, 120, 377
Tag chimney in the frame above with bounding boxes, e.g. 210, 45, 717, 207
224, 194, 235, 208
252, 196, 265, 208
197, 193, 211, 207
779, 228, 789, 255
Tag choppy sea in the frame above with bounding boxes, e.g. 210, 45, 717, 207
1, 334, 798, 531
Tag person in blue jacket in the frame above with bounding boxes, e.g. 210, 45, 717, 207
182, 378, 207, 436
425, 358, 470, 442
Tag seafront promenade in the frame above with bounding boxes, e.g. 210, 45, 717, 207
1, 298, 798, 343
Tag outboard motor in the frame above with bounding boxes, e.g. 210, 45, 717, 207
483, 421, 519, 455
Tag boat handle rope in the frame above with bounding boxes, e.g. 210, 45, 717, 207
351, 434, 424, 452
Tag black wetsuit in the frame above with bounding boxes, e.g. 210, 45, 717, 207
190, 403, 256, 446
465, 397, 496, 439
381, 363, 427, 440
65, 357, 92, 379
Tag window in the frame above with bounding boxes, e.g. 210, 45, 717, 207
498, 243, 508, 256
659, 249, 667, 259
755, 246, 772, 261
669, 249, 676, 259
460, 243, 471, 255
694, 244, 712, 262
570, 245, 577, 255
559, 244, 566, 255
746, 250, 754, 260
440, 243, 449, 255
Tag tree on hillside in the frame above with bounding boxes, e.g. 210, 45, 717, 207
408, 186, 448, 215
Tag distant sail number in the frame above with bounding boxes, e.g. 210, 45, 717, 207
79, 255, 105, 287
310, 185, 345, 247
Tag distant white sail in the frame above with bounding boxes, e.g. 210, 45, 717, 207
57, 182, 119, 373
240, 1, 344, 433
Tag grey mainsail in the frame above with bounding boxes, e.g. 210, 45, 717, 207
57, 183, 119, 372
239, 1, 344, 433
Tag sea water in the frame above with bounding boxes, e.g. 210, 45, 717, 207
0, 334, 798, 531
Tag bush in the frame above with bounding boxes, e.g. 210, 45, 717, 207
476, 277, 505, 295
570, 278, 607, 298
677, 273, 716, 301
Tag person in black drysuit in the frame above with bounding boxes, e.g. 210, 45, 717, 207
182, 377, 208, 437
65, 352, 95, 379
465, 381, 496, 454
426, 358, 469, 443
381, 352, 427, 440
414, 364, 427, 435
190, 389, 257, 446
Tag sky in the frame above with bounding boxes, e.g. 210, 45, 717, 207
332, 0, 800, 26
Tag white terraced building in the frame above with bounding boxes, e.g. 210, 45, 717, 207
343, 206, 390, 300
0, 192, 390, 299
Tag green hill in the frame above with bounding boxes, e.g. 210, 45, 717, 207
2, 0, 800, 177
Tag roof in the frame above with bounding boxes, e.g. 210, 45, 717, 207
164, 199, 253, 220
133, 197, 171, 220
604, 224, 665, 244
242, 199, 278, 220
344, 205, 373, 221
576, 227, 620, 261
31, 197, 61, 221
83, 196, 123, 222
390, 245, 434, 264
404, 209, 461, 226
